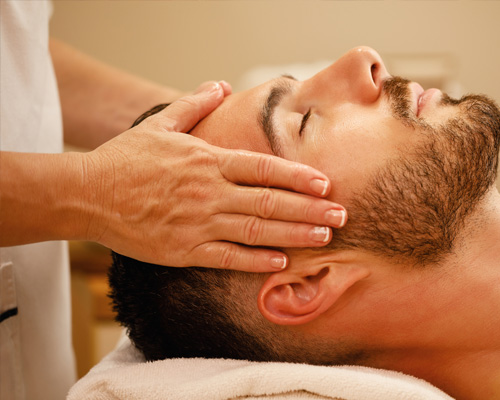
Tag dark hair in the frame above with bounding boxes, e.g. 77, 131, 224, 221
109, 89, 500, 362
109, 103, 364, 364
110, 104, 282, 362
109, 254, 365, 364
108, 254, 277, 361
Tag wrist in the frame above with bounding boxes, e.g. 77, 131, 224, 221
0, 151, 99, 245
76, 149, 113, 244
55, 151, 97, 242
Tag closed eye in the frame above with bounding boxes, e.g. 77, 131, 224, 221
299, 109, 311, 137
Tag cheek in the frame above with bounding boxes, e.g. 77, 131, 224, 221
296, 117, 414, 204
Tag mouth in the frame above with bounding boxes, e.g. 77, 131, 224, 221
417, 88, 442, 117
409, 82, 442, 117
409, 82, 424, 116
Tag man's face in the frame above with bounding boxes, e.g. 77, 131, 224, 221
191, 46, 500, 265
192, 47, 457, 204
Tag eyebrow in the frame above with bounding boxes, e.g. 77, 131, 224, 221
259, 75, 296, 158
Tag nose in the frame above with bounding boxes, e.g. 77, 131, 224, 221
311, 46, 389, 104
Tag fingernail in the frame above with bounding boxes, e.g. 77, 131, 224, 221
326, 209, 347, 227
208, 81, 222, 94
310, 226, 331, 243
218, 80, 232, 95
310, 178, 329, 196
270, 255, 287, 270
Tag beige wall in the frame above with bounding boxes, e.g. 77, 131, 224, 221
51, 1, 500, 102
51, 1, 500, 371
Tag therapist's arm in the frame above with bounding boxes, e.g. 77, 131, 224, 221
0, 87, 346, 272
50, 38, 186, 149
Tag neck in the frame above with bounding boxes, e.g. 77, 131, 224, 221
387, 350, 500, 400
338, 188, 500, 399
387, 189, 500, 399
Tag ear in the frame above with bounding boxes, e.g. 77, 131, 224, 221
258, 264, 369, 326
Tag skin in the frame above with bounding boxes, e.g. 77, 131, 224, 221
188, 47, 500, 399
0, 39, 348, 271
192, 48, 461, 206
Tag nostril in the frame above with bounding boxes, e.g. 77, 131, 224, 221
370, 63, 378, 85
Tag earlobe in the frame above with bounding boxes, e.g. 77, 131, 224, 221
258, 264, 369, 326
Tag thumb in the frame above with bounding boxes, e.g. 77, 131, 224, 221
160, 82, 225, 133
194, 80, 232, 96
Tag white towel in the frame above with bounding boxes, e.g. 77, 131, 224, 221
67, 335, 455, 400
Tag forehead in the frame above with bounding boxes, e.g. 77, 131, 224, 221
190, 81, 274, 154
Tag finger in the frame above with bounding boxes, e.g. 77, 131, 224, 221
158, 82, 225, 132
191, 241, 288, 272
219, 150, 332, 197
211, 214, 333, 248
194, 80, 232, 96
218, 80, 232, 96
223, 186, 347, 228
193, 81, 217, 94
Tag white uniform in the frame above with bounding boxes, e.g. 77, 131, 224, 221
0, 1, 76, 399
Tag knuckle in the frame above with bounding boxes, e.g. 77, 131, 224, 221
142, 115, 167, 132
255, 189, 277, 219
218, 245, 238, 270
176, 95, 199, 110
256, 156, 274, 186
286, 224, 308, 246
243, 216, 264, 246
143, 113, 178, 134
290, 164, 303, 190
303, 201, 319, 222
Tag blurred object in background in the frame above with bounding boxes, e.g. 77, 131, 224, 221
384, 53, 463, 98
50, 1, 500, 103
69, 241, 121, 378
50, 0, 500, 375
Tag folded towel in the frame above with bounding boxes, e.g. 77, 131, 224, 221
67, 335, 454, 400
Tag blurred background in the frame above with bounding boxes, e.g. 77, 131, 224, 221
49, 0, 500, 378
51, 1, 500, 99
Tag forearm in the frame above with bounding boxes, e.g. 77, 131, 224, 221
0, 151, 94, 245
50, 38, 185, 149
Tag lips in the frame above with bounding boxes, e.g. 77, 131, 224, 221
416, 88, 441, 117
409, 82, 442, 117
409, 82, 424, 116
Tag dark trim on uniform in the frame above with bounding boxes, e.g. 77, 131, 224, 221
0, 307, 18, 323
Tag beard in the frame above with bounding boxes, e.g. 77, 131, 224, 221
328, 77, 500, 266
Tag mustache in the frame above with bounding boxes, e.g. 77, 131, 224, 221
381, 76, 473, 120
382, 75, 500, 169
382, 76, 419, 127
382, 76, 500, 130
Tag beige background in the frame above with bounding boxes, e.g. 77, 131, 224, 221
50, 1, 500, 375
51, 0, 500, 102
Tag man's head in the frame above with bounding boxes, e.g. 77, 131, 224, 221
108, 47, 500, 366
